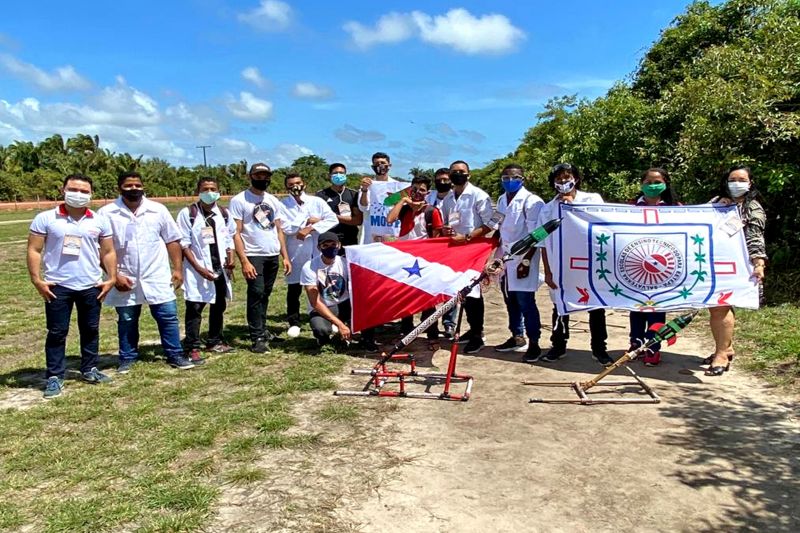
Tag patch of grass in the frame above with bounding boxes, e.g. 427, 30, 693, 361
0, 501, 24, 531
319, 403, 359, 423
736, 304, 800, 388
224, 466, 267, 486
0, 235, 350, 530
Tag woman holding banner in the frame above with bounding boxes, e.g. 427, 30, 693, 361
706, 166, 767, 376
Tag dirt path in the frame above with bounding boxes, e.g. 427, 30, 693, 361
332, 286, 800, 533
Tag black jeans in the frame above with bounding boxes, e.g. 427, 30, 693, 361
286, 283, 303, 328
184, 276, 228, 350
400, 308, 439, 339
550, 305, 607, 352
44, 285, 102, 378
464, 295, 485, 338
310, 300, 374, 345
245, 255, 279, 342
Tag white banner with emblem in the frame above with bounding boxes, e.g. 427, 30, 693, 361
546, 203, 760, 315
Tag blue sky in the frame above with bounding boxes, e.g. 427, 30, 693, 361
0, 1, 692, 176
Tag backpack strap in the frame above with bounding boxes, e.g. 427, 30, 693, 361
424, 205, 437, 238
189, 202, 229, 225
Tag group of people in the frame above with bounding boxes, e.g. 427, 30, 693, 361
27, 151, 766, 399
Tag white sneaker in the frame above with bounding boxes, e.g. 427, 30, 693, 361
287, 326, 301, 338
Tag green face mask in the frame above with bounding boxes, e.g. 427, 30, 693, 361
641, 183, 667, 198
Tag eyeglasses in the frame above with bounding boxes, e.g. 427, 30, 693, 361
500, 175, 523, 181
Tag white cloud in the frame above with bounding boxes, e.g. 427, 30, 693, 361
241, 66, 268, 89
424, 122, 458, 137
412, 9, 525, 55
343, 9, 525, 55
237, 0, 292, 31
0, 53, 91, 91
226, 91, 273, 121
292, 82, 334, 100
343, 12, 416, 49
334, 124, 386, 144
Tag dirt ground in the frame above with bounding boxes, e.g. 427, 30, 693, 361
285, 285, 800, 533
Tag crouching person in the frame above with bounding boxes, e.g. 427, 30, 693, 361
300, 232, 375, 349
177, 177, 236, 363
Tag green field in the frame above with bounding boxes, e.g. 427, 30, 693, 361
0, 203, 366, 531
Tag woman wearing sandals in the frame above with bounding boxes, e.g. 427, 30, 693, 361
706, 166, 767, 376
628, 168, 680, 366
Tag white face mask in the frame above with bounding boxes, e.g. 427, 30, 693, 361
728, 181, 750, 198
64, 191, 92, 208
555, 180, 575, 195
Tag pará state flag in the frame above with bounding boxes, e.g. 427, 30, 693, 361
548, 203, 759, 315
346, 237, 496, 333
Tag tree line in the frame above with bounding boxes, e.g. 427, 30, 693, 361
470, 0, 799, 304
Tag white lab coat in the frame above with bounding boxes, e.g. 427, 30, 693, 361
280, 193, 338, 284
176, 204, 235, 303
99, 197, 182, 307
496, 187, 545, 292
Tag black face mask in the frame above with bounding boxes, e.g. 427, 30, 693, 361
450, 172, 468, 186
320, 246, 338, 259
289, 184, 304, 197
372, 164, 389, 175
121, 189, 144, 201
251, 178, 270, 191
435, 181, 452, 194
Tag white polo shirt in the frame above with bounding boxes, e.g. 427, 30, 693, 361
29, 205, 112, 291
99, 197, 182, 307
440, 182, 493, 234
228, 189, 286, 257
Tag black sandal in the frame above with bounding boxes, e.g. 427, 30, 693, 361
704, 355, 732, 376
703, 353, 734, 365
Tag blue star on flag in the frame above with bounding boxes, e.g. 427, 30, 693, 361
403, 259, 423, 277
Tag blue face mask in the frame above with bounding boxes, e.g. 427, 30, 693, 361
331, 173, 347, 186
501, 179, 523, 194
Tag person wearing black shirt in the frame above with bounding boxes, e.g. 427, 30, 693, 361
316, 162, 363, 248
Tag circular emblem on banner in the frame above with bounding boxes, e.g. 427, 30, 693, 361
617, 237, 684, 291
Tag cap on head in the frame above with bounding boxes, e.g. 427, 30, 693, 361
249, 163, 272, 176
318, 231, 340, 245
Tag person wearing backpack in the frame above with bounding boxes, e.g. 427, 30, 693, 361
176, 176, 236, 363
387, 175, 444, 349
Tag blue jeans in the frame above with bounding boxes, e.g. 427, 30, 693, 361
44, 285, 101, 378
629, 311, 666, 352
502, 282, 541, 342
116, 300, 183, 363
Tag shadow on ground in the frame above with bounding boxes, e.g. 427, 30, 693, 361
658, 385, 800, 532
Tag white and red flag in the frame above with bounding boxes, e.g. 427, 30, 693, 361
345, 237, 496, 332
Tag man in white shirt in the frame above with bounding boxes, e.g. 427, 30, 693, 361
27, 174, 117, 398
281, 172, 338, 338
300, 232, 376, 349
442, 160, 494, 354
99, 171, 194, 373
357, 151, 404, 244
177, 176, 236, 363
494, 164, 546, 363
536, 163, 611, 366
229, 163, 291, 353
424, 168, 457, 338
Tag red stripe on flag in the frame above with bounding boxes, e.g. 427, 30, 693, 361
350, 262, 449, 332
382, 237, 496, 273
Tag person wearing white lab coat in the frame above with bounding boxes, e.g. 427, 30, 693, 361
99, 172, 194, 373
281, 173, 338, 336
177, 177, 236, 361
493, 164, 545, 363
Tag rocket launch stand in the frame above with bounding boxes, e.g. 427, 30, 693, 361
333, 340, 474, 401
524, 348, 661, 405
333, 302, 473, 401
